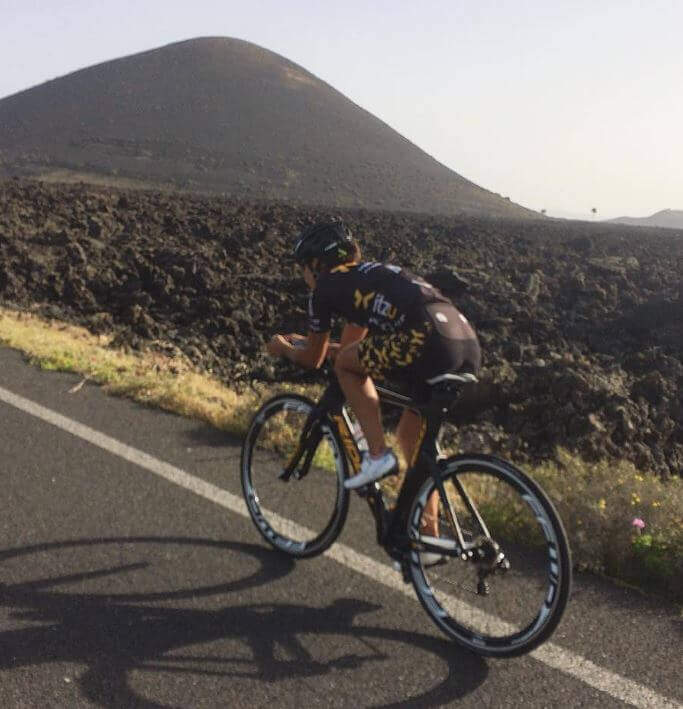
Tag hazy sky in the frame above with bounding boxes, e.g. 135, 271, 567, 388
2, 0, 681, 219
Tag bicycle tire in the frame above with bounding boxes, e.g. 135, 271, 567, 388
407, 454, 571, 657
241, 394, 350, 558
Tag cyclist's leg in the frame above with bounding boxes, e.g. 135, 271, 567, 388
396, 408, 421, 464
396, 409, 440, 537
336, 325, 427, 459
334, 342, 387, 457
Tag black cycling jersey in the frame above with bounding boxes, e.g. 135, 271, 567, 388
307, 261, 450, 334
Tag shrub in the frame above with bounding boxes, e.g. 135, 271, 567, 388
530, 449, 682, 599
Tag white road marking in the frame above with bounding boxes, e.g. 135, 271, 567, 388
0, 384, 679, 709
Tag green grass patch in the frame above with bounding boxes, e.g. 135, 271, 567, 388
1, 306, 680, 601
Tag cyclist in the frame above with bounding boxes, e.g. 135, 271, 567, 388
266, 220, 481, 512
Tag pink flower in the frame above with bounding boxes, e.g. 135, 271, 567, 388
631, 518, 645, 530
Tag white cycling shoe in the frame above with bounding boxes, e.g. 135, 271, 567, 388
344, 449, 398, 489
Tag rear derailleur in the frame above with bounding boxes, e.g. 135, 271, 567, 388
463, 537, 511, 596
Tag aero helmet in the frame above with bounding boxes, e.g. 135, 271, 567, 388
293, 221, 354, 270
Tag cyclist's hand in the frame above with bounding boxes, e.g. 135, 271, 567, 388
284, 333, 307, 348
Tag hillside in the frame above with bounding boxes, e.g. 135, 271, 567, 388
1, 179, 680, 477
608, 209, 683, 230
0, 37, 536, 219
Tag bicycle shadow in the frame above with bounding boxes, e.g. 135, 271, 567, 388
0, 536, 488, 707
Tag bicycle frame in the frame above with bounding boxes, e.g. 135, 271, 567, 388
279, 373, 489, 561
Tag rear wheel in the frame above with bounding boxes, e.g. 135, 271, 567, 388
407, 454, 571, 657
241, 394, 350, 558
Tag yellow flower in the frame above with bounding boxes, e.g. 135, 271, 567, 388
652, 501, 661, 508
598, 498, 606, 511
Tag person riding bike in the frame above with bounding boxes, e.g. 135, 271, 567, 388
266, 220, 481, 507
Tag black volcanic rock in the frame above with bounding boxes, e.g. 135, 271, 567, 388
1, 179, 681, 477
0, 37, 537, 219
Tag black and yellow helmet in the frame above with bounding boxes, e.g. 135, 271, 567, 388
293, 220, 355, 270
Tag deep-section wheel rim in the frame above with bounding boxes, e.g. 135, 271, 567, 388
408, 454, 571, 657
241, 394, 349, 558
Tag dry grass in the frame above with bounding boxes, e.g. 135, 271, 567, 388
1, 306, 680, 600
0, 307, 312, 435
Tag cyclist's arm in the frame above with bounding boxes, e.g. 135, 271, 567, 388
268, 331, 330, 369
296, 331, 330, 368
327, 323, 368, 361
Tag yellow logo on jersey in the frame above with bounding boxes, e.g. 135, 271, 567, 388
354, 289, 375, 309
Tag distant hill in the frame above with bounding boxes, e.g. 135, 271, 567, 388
0, 37, 537, 219
608, 209, 683, 230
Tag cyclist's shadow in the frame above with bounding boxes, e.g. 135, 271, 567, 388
0, 536, 488, 708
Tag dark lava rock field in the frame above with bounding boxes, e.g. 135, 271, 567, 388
1, 179, 681, 476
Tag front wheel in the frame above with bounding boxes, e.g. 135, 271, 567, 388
241, 394, 350, 558
407, 454, 571, 657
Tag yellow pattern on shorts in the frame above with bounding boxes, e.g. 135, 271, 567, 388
358, 321, 433, 381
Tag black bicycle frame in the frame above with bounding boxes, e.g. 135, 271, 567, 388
279, 375, 482, 558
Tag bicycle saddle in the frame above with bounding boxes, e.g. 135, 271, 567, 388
425, 372, 479, 386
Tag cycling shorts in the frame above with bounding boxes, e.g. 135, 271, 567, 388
357, 303, 481, 386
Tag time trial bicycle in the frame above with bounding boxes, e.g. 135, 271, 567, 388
240, 367, 571, 657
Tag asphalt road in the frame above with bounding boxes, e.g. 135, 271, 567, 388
0, 346, 680, 708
